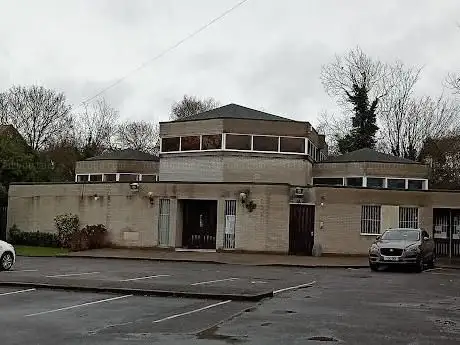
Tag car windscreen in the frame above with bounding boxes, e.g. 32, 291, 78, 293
381, 230, 420, 241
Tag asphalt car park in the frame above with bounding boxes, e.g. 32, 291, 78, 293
0, 257, 459, 345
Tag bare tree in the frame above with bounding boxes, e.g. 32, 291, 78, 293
316, 110, 351, 155
321, 46, 389, 112
3, 85, 72, 150
378, 61, 423, 158
170, 95, 220, 120
446, 72, 460, 94
0, 92, 9, 124
76, 98, 119, 156
116, 120, 159, 154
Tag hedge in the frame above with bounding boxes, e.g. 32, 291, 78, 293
8, 225, 59, 247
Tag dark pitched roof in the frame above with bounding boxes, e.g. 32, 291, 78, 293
85, 149, 159, 162
172, 103, 299, 123
321, 148, 420, 164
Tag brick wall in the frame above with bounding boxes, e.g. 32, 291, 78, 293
76, 160, 159, 174
159, 152, 312, 185
8, 182, 290, 252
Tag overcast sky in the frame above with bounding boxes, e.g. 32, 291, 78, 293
0, 0, 459, 125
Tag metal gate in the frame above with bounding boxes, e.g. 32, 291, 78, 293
158, 199, 170, 246
289, 204, 315, 255
223, 200, 236, 249
0, 206, 7, 241
433, 208, 460, 257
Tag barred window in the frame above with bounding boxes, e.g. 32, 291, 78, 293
361, 205, 381, 235
399, 207, 419, 228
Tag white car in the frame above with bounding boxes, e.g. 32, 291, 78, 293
0, 240, 15, 271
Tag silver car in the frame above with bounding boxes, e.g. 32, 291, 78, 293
368, 228, 435, 272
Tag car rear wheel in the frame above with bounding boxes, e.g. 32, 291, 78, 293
0, 252, 14, 271
369, 263, 379, 272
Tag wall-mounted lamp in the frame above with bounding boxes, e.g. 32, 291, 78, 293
129, 182, 139, 192
239, 189, 257, 212
147, 192, 154, 205
93, 194, 99, 201
320, 196, 325, 207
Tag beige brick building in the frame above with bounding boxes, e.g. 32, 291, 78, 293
7, 104, 460, 257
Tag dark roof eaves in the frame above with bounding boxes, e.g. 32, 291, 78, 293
162, 116, 303, 124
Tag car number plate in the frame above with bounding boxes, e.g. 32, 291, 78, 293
383, 256, 400, 261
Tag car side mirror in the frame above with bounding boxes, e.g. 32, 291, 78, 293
376, 235, 381, 240
423, 236, 429, 241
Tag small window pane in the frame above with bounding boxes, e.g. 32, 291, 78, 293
280, 137, 305, 153
225, 134, 251, 150
162, 137, 180, 152
118, 174, 138, 182
388, 179, 406, 189
202, 134, 222, 150
346, 177, 363, 187
90, 174, 102, 182
181, 136, 200, 151
408, 180, 423, 190
367, 177, 384, 188
77, 175, 89, 182
313, 178, 343, 186
141, 175, 157, 182
105, 174, 116, 182
253, 136, 278, 151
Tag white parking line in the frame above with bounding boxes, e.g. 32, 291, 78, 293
424, 268, 443, 273
0, 289, 36, 297
119, 274, 170, 282
24, 295, 132, 317
273, 281, 316, 295
152, 300, 232, 323
5, 269, 38, 273
191, 277, 239, 286
45, 272, 100, 278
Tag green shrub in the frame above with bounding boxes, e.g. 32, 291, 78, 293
54, 213, 79, 248
70, 224, 109, 252
8, 225, 59, 247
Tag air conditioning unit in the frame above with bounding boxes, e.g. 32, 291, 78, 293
294, 187, 304, 196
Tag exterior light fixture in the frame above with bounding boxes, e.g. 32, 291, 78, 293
129, 182, 139, 192
93, 194, 99, 201
147, 192, 154, 204
239, 191, 248, 203
239, 190, 256, 212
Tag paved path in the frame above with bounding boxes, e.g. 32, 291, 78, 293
62, 248, 460, 269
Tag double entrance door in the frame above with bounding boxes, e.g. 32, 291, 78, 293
182, 200, 217, 249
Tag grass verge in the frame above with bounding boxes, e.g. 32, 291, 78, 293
14, 246, 69, 257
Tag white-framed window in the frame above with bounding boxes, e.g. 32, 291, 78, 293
223, 200, 237, 249
399, 207, 419, 228
361, 205, 381, 235
160, 133, 322, 161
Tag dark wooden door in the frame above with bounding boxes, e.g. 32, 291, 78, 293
289, 204, 315, 255
182, 200, 217, 249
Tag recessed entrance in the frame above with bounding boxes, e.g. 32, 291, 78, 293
182, 200, 218, 249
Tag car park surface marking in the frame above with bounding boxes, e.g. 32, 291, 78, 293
152, 300, 232, 323
273, 281, 316, 295
119, 274, 170, 282
424, 268, 443, 272
45, 272, 100, 278
0, 288, 36, 297
4, 269, 38, 273
24, 294, 133, 317
191, 277, 239, 286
